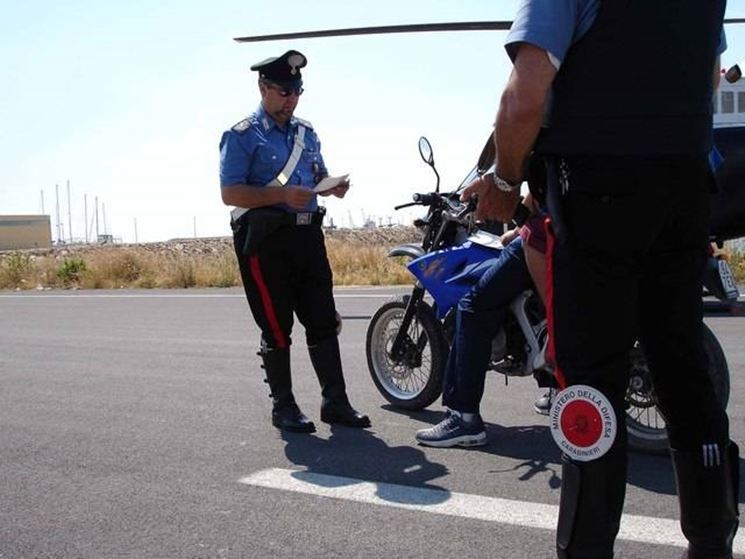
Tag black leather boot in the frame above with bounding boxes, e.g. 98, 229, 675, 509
308, 337, 370, 428
556, 445, 627, 559
260, 346, 315, 433
671, 442, 739, 559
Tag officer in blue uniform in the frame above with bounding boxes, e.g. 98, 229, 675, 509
462, 2, 738, 558
219, 50, 370, 433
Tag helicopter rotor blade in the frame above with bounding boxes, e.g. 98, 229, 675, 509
235, 18, 745, 43
233, 21, 512, 43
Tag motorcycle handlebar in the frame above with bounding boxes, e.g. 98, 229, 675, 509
412, 193, 439, 205
394, 192, 448, 211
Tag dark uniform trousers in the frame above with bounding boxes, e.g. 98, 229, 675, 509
232, 215, 338, 350
545, 155, 736, 558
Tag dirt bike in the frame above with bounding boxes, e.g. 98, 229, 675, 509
365, 137, 737, 455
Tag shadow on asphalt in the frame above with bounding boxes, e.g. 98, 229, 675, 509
377, 405, 745, 502
280, 427, 451, 503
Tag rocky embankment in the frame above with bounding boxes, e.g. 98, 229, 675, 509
1, 226, 420, 260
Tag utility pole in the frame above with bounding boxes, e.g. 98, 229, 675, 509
40, 190, 45, 214
55, 184, 62, 243
102, 203, 108, 235
95, 196, 99, 240
66, 180, 72, 243
84, 194, 89, 243
134, 218, 138, 244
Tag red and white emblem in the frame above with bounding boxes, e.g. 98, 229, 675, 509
549, 384, 617, 461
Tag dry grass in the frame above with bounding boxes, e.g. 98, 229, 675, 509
728, 249, 745, 283
325, 238, 412, 286
0, 234, 414, 290
2, 233, 742, 291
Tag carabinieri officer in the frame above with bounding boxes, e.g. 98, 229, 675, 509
219, 49, 370, 433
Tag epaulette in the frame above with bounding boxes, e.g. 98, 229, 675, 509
293, 117, 314, 130
231, 116, 257, 134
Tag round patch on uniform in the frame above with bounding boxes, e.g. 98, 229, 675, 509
549, 384, 616, 462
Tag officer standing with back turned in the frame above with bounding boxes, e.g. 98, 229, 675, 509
461, 1, 738, 557
219, 50, 370, 433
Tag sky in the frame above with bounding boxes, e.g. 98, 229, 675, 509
2, 1, 745, 243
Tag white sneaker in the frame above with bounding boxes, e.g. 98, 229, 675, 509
415, 411, 487, 448
533, 389, 557, 416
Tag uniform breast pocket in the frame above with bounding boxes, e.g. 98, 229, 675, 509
302, 149, 321, 165
254, 145, 283, 177
302, 148, 324, 177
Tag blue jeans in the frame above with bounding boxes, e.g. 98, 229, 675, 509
441, 237, 534, 414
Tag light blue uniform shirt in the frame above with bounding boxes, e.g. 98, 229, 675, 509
219, 104, 327, 212
504, 0, 726, 148
505, 0, 726, 65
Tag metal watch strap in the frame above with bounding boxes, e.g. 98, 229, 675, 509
493, 173, 521, 192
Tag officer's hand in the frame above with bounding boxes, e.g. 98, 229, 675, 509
284, 186, 314, 209
476, 186, 521, 222
319, 183, 350, 199
459, 176, 485, 204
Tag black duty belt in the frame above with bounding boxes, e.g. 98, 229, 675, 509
281, 209, 325, 226
231, 207, 325, 230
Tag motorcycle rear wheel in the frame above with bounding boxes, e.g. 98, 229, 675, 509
625, 323, 730, 455
366, 299, 447, 410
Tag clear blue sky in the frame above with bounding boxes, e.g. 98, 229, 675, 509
2, 1, 745, 242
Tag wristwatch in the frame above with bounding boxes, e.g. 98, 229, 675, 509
492, 173, 522, 193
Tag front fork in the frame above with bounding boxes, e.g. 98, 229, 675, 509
390, 286, 428, 365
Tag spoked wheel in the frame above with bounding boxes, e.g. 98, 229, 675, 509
625, 323, 730, 454
366, 300, 447, 410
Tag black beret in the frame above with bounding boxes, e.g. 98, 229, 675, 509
250, 50, 307, 86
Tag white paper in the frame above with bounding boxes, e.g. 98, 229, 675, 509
313, 174, 349, 193
468, 230, 504, 250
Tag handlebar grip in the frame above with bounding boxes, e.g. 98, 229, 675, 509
412, 193, 438, 205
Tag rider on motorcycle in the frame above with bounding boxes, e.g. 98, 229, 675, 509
415, 193, 554, 447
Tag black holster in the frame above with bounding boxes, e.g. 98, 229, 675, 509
233, 208, 286, 256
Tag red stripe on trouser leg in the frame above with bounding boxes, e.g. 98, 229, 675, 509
249, 254, 288, 349
544, 217, 566, 390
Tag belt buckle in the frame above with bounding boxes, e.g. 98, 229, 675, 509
296, 212, 312, 225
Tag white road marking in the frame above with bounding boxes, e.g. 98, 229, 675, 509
239, 468, 745, 553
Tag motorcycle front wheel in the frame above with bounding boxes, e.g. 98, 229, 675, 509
625, 323, 730, 455
366, 299, 447, 410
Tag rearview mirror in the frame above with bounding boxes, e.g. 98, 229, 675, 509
725, 64, 742, 83
418, 136, 434, 166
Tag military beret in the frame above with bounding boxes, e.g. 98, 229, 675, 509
250, 50, 307, 86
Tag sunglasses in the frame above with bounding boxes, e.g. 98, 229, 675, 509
263, 81, 304, 97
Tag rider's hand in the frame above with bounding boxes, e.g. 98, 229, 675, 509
500, 228, 520, 246
283, 186, 314, 209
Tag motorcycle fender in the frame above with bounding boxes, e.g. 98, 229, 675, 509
388, 243, 425, 261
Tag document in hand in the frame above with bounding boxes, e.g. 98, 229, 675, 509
313, 174, 350, 193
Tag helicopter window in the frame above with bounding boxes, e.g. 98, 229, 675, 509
738, 92, 745, 113
721, 91, 735, 114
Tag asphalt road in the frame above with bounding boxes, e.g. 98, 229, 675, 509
1, 287, 743, 559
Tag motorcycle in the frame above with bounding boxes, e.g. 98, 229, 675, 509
365, 136, 737, 455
